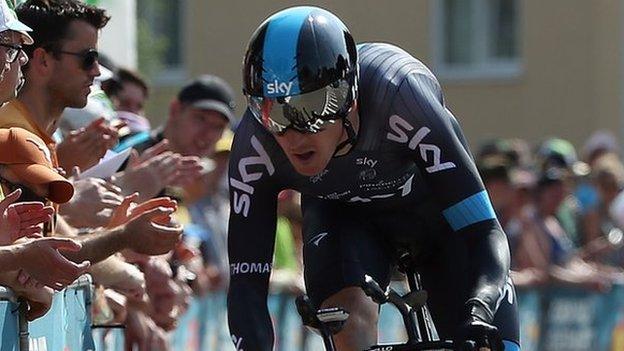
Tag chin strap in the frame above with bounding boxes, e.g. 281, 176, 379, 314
333, 117, 357, 157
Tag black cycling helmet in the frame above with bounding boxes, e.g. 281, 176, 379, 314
243, 6, 358, 135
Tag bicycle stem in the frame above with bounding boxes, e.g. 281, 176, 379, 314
386, 290, 422, 342
405, 267, 435, 342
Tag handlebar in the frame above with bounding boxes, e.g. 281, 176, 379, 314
361, 275, 387, 304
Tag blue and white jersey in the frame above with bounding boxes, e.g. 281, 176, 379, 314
227, 43, 507, 351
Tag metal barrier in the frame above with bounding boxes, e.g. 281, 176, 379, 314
0, 286, 19, 351
3, 279, 624, 350
0, 275, 95, 351
92, 326, 124, 351
165, 285, 624, 351
517, 284, 624, 351
28, 274, 95, 351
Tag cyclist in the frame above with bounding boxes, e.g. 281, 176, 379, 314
227, 6, 519, 351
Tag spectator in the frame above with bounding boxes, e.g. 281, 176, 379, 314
0, 128, 74, 204
0, 188, 88, 290
478, 158, 515, 226
184, 130, 235, 293
577, 131, 621, 242
0, 0, 32, 103
478, 138, 533, 170
99, 67, 152, 142
582, 153, 624, 266
102, 67, 150, 116
537, 138, 588, 247
0, 0, 184, 265
111, 75, 234, 201
60, 175, 125, 228
12, 0, 119, 172
0, 128, 91, 319
0, 125, 181, 257
0, 0, 93, 320
513, 167, 614, 290
583, 130, 619, 166
116, 74, 233, 158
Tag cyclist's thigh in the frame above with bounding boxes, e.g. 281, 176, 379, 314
301, 196, 393, 308
418, 231, 520, 348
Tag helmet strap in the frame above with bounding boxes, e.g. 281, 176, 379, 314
333, 116, 357, 157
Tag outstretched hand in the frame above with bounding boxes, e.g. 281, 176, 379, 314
0, 189, 53, 245
123, 205, 183, 256
57, 117, 120, 171
15, 237, 90, 290
113, 139, 203, 202
108, 194, 177, 228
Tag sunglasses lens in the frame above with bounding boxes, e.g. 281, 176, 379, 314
2, 45, 19, 63
83, 51, 98, 70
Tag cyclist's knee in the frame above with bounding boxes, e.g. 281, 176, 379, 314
321, 286, 377, 350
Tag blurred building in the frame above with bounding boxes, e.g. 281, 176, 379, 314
137, 0, 622, 147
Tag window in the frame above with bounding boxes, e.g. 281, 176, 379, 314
432, 0, 521, 80
137, 0, 187, 85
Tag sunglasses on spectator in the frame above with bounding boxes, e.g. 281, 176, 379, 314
56, 49, 99, 71
0, 43, 22, 64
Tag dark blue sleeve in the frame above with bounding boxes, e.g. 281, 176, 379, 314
227, 116, 281, 351
388, 72, 511, 323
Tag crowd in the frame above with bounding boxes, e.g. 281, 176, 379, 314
478, 134, 624, 292
0, 0, 306, 349
0, 0, 622, 350
0, 0, 249, 350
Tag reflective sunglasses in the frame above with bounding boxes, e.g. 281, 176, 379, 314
57, 48, 99, 71
248, 79, 352, 135
0, 43, 22, 63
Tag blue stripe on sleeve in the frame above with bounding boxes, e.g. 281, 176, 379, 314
262, 7, 313, 97
442, 190, 496, 231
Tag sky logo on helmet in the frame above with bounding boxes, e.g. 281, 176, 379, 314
266, 80, 294, 95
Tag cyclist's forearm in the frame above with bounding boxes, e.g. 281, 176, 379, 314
227, 281, 274, 351
462, 220, 510, 323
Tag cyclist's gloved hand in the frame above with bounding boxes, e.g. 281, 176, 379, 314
295, 295, 321, 330
455, 317, 504, 351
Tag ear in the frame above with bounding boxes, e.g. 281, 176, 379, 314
29, 47, 54, 77
169, 99, 182, 121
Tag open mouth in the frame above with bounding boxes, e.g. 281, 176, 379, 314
293, 151, 315, 162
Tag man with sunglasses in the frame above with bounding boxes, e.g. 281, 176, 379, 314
228, 6, 520, 351
2, 0, 105, 134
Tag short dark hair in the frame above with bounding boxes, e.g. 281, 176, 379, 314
17, 0, 110, 60
117, 68, 149, 98
101, 68, 149, 100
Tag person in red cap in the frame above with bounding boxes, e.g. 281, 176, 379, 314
0, 177, 90, 293
0, 128, 183, 269
0, 131, 120, 321
0, 127, 74, 204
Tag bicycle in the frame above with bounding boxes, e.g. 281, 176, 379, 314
296, 250, 486, 350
